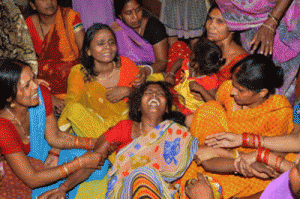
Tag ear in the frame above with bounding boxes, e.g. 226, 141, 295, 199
29, 1, 36, 10
258, 88, 269, 99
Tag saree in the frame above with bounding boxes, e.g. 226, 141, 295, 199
25, 6, 83, 97
106, 120, 199, 199
215, 0, 300, 100
180, 80, 294, 199
111, 19, 155, 66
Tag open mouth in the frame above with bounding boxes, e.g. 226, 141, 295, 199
148, 98, 160, 107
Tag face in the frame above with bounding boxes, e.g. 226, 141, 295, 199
230, 76, 263, 107
13, 66, 39, 108
205, 8, 232, 43
141, 84, 168, 117
30, 0, 58, 16
87, 29, 117, 68
119, 0, 143, 29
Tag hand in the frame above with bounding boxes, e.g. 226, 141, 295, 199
205, 132, 242, 148
36, 79, 51, 91
250, 162, 278, 179
250, 20, 276, 56
189, 81, 205, 101
106, 86, 131, 103
185, 173, 214, 199
44, 154, 59, 169
194, 145, 233, 166
79, 151, 108, 169
37, 188, 66, 199
52, 95, 65, 114
164, 74, 175, 86
133, 71, 146, 88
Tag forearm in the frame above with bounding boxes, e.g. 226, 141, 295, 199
270, 0, 293, 20
60, 168, 95, 191
263, 133, 300, 152
195, 88, 216, 102
232, 191, 263, 199
151, 59, 167, 74
201, 157, 236, 174
168, 59, 184, 75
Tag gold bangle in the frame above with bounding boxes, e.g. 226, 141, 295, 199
262, 24, 275, 33
62, 163, 69, 176
268, 14, 279, 24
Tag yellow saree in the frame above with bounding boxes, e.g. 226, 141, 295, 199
181, 80, 294, 199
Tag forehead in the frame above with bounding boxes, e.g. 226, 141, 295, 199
209, 8, 224, 19
123, 0, 140, 11
145, 84, 164, 91
92, 29, 114, 41
19, 66, 33, 84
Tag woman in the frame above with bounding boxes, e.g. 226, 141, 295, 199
112, 0, 168, 76
165, 4, 248, 87
0, 59, 106, 198
25, 0, 85, 113
215, 0, 299, 103
181, 54, 294, 199
56, 23, 141, 198
45, 81, 198, 198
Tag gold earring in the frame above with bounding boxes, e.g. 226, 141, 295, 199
10, 103, 15, 108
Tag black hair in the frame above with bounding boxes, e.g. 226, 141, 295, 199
80, 23, 118, 82
231, 54, 284, 94
114, 0, 143, 17
128, 81, 186, 126
192, 38, 225, 75
203, 3, 242, 46
0, 59, 29, 109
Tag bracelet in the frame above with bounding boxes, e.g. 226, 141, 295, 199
143, 65, 153, 76
256, 147, 264, 163
62, 163, 69, 176
58, 165, 67, 178
256, 135, 261, 148
48, 150, 60, 158
268, 14, 279, 24
262, 24, 275, 33
251, 134, 255, 148
233, 149, 240, 159
263, 148, 270, 165
242, 133, 248, 147
275, 156, 283, 172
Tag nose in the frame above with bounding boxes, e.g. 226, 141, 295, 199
32, 79, 39, 90
132, 10, 138, 20
230, 87, 238, 96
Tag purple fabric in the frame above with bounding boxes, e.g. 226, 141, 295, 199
113, 19, 155, 65
260, 170, 294, 199
72, 0, 115, 29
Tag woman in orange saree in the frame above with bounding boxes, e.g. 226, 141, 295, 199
181, 55, 294, 199
25, 0, 85, 113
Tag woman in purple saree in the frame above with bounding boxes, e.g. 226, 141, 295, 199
215, 0, 300, 104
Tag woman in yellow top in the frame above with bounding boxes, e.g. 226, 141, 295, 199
57, 23, 141, 198
181, 54, 294, 199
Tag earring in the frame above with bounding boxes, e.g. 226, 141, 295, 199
10, 103, 15, 108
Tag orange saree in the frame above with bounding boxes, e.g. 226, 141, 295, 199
181, 80, 294, 199
25, 6, 83, 97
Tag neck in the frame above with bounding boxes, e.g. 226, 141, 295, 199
140, 116, 163, 132
95, 61, 115, 76
38, 13, 56, 26
6, 105, 29, 121
215, 36, 234, 53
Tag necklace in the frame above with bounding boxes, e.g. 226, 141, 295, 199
6, 109, 30, 139
96, 61, 116, 81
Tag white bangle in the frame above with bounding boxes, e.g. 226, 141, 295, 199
143, 65, 153, 76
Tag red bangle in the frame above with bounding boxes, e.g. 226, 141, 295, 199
251, 134, 255, 148
275, 156, 283, 172
48, 151, 60, 157
257, 147, 264, 163
257, 135, 261, 148
242, 133, 248, 147
263, 148, 270, 165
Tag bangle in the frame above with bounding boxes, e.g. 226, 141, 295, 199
275, 156, 283, 172
48, 150, 60, 158
251, 134, 255, 148
242, 133, 248, 147
268, 14, 279, 24
60, 183, 68, 191
263, 148, 270, 165
233, 149, 240, 159
58, 165, 67, 178
257, 135, 261, 148
256, 147, 264, 163
62, 163, 69, 176
262, 24, 275, 33
143, 65, 153, 76
77, 157, 83, 168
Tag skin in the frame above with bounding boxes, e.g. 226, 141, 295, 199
87, 29, 132, 103
2, 66, 102, 189
29, 0, 85, 113
119, 0, 168, 74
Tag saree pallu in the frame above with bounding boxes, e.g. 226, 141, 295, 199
215, 0, 300, 100
106, 120, 199, 199
26, 6, 82, 96
180, 80, 294, 199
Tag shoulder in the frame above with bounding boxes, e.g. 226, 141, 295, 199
216, 80, 232, 101
266, 95, 292, 110
120, 56, 139, 71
